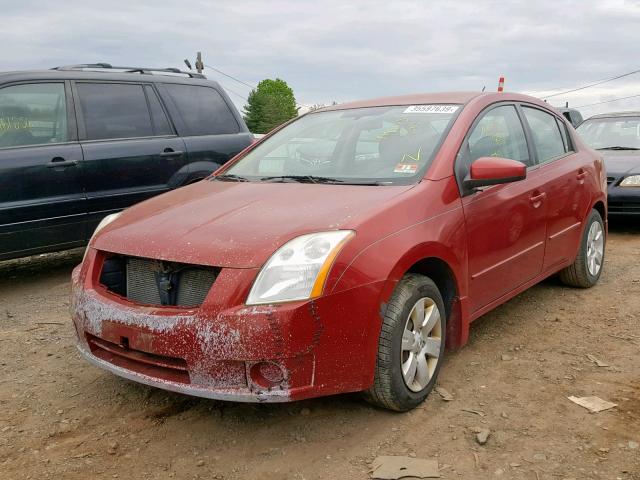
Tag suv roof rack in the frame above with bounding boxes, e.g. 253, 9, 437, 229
51, 63, 206, 79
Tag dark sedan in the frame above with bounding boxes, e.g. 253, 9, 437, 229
577, 112, 640, 216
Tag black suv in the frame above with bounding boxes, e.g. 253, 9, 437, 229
0, 64, 253, 260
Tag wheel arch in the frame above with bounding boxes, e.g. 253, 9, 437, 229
167, 160, 222, 189
380, 246, 468, 351
592, 199, 606, 223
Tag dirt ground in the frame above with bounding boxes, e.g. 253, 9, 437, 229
1, 220, 639, 480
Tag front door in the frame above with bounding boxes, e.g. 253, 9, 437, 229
458, 104, 547, 313
73, 82, 187, 235
0, 82, 86, 259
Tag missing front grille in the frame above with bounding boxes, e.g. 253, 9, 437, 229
99, 254, 219, 308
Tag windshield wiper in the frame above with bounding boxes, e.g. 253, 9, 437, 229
259, 175, 346, 184
210, 174, 250, 182
596, 146, 640, 150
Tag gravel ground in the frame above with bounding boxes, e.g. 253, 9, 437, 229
0, 220, 638, 480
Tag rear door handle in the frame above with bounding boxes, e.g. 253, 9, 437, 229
159, 148, 184, 158
529, 191, 546, 205
47, 157, 78, 168
577, 169, 588, 181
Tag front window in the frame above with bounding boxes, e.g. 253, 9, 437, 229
0, 83, 68, 148
219, 105, 460, 185
577, 116, 640, 150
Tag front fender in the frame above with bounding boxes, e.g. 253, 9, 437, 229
330, 206, 469, 362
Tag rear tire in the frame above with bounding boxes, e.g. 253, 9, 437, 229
559, 209, 605, 288
364, 274, 446, 412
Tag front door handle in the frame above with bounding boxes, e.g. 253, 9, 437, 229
529, 191, 546, 206
47, 157, 78, 168
159, 148, 184, 158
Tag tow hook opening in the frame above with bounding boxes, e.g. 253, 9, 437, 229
249, 361, 285, 389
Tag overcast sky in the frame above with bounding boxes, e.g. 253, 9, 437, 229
1, 0, 639, 116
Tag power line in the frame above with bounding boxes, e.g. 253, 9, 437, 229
574, 93, 640, 109
203, 63, 312, 109
203, 64, 255, 89
219, 84, 248, 101
542, 68, 640, 99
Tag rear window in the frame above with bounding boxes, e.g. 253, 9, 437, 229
77, 83, 154, 140
164, 84, 240, 136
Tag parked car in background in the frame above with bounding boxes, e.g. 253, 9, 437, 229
558, 107, 584, 128
71, 92, 606, 411
0, 64, 253, 260
577, 111, 640, 216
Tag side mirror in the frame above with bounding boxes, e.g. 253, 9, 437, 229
463, 156, 527, 190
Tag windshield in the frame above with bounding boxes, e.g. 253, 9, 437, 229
577, 116, 640, 150
220, 105, 460, 185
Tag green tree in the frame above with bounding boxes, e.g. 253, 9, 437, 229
243, 78, 298, 133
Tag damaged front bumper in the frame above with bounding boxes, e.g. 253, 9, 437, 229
71, 251, 385, 402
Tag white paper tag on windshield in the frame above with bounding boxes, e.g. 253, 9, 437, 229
403, 105, 459, 114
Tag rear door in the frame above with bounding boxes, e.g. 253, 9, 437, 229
520, 105, 590, 271
73, 81, 187, 235
0, 81, 86, 259
158, 83, 253, 177
458, 104, 548, 313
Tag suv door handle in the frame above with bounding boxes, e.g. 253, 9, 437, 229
47, 157, 78, 168
529, 191, 546, 206
577, 169, 588, 181
159, 148, 184, 158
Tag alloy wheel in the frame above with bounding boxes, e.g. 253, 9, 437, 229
586, 221, 604, 276
401, 297, 443, 392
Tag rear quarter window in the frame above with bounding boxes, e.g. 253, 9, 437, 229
164, 84, 240, 136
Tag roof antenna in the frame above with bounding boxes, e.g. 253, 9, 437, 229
184, 59, 192, 70
481, 86, 486, 92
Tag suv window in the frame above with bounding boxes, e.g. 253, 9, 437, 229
77, 83, 154, 140
164, 84, 240, 136
466, 105, 531, 166
522, 107, 567, 163
0, 83, 67, 148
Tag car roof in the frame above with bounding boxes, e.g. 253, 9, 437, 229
319, 91, 552, 111
0, 69, 221, 87
586, 111, 640, 120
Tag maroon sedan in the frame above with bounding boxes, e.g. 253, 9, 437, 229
71, 92, 606, 411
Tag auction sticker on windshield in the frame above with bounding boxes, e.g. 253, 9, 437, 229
403, 105, 459, 114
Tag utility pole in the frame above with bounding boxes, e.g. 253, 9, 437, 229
195, 52, 204, 74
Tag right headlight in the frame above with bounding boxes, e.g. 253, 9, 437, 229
620, 175, 640, 187
82, 212, 122, 262
246, 230, 355, 305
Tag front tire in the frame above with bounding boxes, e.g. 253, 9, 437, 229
559, 209, 605, 288
365, 274, 446, 412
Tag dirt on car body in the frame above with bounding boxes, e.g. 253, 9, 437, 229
1, 222, 639, 479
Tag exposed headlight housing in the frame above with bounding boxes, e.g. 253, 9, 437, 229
247, 230, 354, 305
620, 175, 640, 187
91, 212, 122, 242
82, 212, 122, 262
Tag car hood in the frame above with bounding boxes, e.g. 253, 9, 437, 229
601, 150, 640, 176
93, 180, 415, 268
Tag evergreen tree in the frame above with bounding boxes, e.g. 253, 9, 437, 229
243, 79, 298, 133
